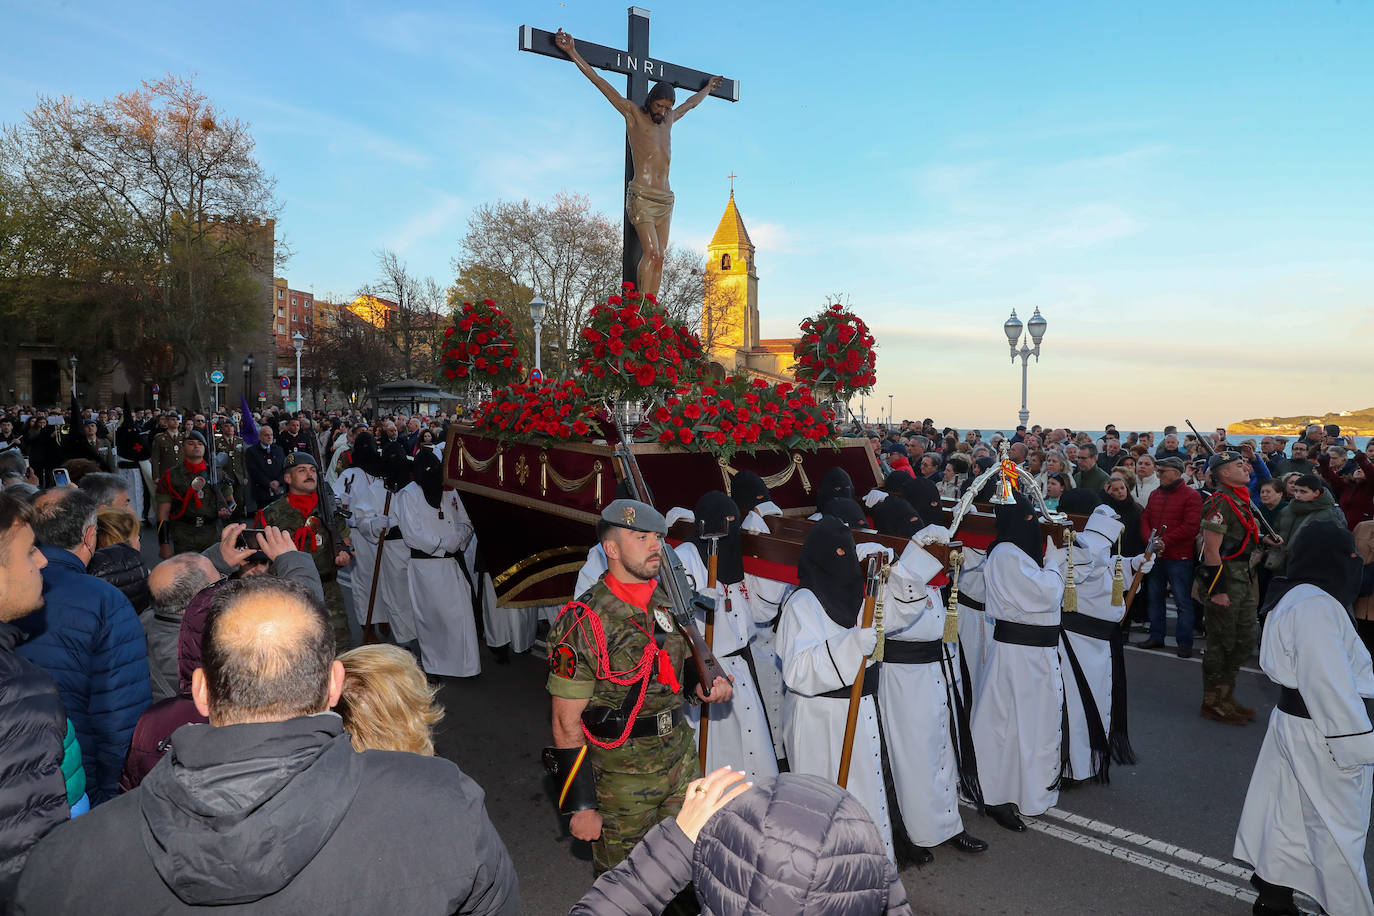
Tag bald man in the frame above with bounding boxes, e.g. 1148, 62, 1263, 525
143, 554, 218, 703
18, 576, 519, 914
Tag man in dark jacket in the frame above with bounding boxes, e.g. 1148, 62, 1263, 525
0, 492, 69, 901
16, 574, 518, 914
1135, 457, 1203, 657
243, 424, 287, 513
15, 487, 150, 805
142, 553, 218, 702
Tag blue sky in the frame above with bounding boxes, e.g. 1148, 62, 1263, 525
4, 0, 1372, 430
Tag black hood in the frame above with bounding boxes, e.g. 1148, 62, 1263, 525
990, 492, 1044, 567
823, 497, 868, 531
872, 495, 923, 539
815, 467, 854, 516
882, 469, 914, 493
351, 432, 385, 478
139, 715, 363, 906
731, 470, 771, 517
898, 476, 943, 527
1262, 520, 1364, 616
690, 490, 744, 586
799, 516, 865, 628
413, 448, 445, 510
115, 394, 150, 462
1057, 487, 1101, 516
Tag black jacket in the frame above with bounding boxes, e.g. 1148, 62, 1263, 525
87, 543, 151, 613
243, 443, 286, 512
0, 621, 69, 903
15, 714, 518, 915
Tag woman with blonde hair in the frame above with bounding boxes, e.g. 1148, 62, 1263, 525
337, 644, 445, 755
88, 506, 150, 612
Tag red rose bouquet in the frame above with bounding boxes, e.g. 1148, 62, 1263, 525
792, 302, 877, 398
472, 378, 602, 444
573, 283, 707, 405
642, 376, 838, 461
442, 299, 525, 388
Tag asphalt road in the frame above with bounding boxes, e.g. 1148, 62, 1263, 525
431, 638, 1365, 915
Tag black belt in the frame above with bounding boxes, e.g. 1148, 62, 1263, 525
958, 596, 986, 612
993, 620, 1061, 648
883, 639, 946, 665
1278, 687, 1374, 720
818, 665, 881, 699
383, 528, 403, 541
1062, 613, 1119, 641
173, 516, 212, 528
410, 548, 457, 560
117, 460, 141, 469
582, 706, 684, 741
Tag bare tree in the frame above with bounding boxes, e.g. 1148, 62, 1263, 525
356, 249, 444, 380
1, 74, 281, 406
452, 193, 704, 378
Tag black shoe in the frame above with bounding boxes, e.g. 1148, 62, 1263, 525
1177, 647, 1193, 659
944, 830, 989, 853
489, 645, 512, 666
1134, 638, 1165, 650
986, 804, 1026, 832
910, 846, 935, 866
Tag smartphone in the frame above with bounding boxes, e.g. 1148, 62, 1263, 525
52, 467, 71, 487
235, 528, 266, 550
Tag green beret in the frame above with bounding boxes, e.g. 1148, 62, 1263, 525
284, 451, 319, 470
600, 498, 667, 535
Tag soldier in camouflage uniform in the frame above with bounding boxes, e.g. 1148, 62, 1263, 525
1197, 451, 1277, 725
156, 430, 229, 558
150, 415, 181, 486
215, 419, 248, 517
256, 451, 353, 647
544, 499, 732, 878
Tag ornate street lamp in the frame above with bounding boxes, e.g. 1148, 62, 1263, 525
69, 354, 78, 402
1004, 308, 1048, 428
291, 332, 305, 411
528, 296, 547, 377
242, 353, 255, 402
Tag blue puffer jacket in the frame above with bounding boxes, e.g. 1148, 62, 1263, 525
15, 547, 151, 806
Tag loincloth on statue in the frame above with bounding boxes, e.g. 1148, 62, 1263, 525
625, 181, 675, 225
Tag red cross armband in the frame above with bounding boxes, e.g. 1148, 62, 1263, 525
542, 745, 598, 815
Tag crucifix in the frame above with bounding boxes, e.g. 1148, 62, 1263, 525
519, 8, 739, 298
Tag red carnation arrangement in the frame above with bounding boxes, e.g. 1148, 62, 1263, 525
792, 302, 877, 398
572, 283, 706, 404
642, 376, 838, 462
471, 378, 602, 444
442, 299, 525, 388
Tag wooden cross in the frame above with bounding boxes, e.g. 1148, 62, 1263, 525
519, 8, 739, 289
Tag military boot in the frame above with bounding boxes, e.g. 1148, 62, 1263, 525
1221, 682, 1256, 722
1200, 685, 1248, 725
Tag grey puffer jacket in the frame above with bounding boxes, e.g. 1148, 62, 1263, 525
571, 773, 911, 916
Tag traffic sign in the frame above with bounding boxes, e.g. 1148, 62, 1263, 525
152, 384, 160, 394
280, 376, 291, 389
529, 368, 543, 381
209, 370, 224, 384
258, 391, 267, 399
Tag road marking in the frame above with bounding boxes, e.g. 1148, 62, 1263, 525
1040, 807, 1253, 881
1124, 644, 1264, 676
1023, 818, 1257, 903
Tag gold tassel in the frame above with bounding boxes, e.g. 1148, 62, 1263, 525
943, 549, 964, 643
870, 561, 890, 662
1063, 529, 1078, 613
1111, 537, 1125, 606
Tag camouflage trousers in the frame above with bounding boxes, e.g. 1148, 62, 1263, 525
169, 518, 221, 555
322, 579, 352, 651
590, 720, 700, 874
1200, 575, 1257, 688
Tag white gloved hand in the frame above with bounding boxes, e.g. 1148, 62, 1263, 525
1136, 555, 1156, 575
862, 489, 889, 509
360, 515, 390, 538
915, 524, 953, 546
1044, 544, 1068, 569
856, 542, 893, 563
854, 626, 878, 657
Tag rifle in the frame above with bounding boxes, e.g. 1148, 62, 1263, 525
837, 553, 884, 788
1185, 419, 1281, 542
607, 418, 729, 694
696, 518, 727, 772
1119, 526, 1163, 623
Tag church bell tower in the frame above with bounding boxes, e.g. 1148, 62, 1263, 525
704, 187, 759, 371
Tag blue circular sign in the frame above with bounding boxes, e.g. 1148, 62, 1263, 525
280, 376, 291, 389
209, 370, 224, 384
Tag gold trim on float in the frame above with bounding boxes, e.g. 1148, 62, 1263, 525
447, 479, 603, 526
540, 452, 605, 505
493, 546, 588, 588
455, 437, 502, 476
715, 452, 812, 495
501, 561, 587, 603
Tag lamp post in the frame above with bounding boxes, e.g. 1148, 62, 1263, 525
291, 332, 305, 412
528, 296, 547, 377
242, 354, 255, 402
69, 354, 77, 402
1003, 307, 1047, 428
888, 394, 894, 429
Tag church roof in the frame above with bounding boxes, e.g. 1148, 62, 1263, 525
709, 191, 753, 252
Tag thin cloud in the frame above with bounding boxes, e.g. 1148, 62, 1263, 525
388, 193, 467, 253
245, 96, 433, 170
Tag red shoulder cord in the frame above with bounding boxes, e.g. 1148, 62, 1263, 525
160, 470, 200, 519
1216, 484, 1260, 560
552, 600, 661, 750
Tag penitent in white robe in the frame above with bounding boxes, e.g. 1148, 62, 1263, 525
1054, 539, 1134, 782
741, 509, 790, 761
877, 544, 966, 847
394, 483, 481, 677
337, 468, 390, 632
956, 546, 992, 699
777, 588, 895, 861
676, 547, 779, 784
971, 542, 1066, 816
1235, 583, 1374, 916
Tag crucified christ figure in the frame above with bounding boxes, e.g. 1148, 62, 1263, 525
556, 29, 722, 299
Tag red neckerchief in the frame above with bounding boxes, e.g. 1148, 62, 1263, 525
183, 459, 207, 474
166, 459, 209, 511
286, 492, 319, 518
1216, 483, 1259, 559
605, 573, 680, 694
284, 492, 321, 552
